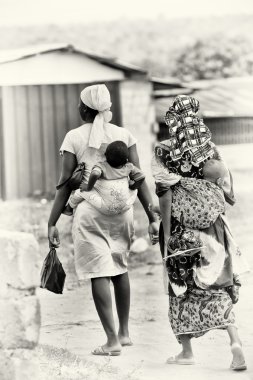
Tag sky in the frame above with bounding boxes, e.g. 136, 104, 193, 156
0, 0, 253, 26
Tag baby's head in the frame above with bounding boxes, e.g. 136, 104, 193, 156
203, 159, 227, 187
105, 141, 129, 168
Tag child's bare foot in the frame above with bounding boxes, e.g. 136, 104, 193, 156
62, 204, 73, 216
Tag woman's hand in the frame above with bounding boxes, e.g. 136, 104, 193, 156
148, 221, 159, 245
48, 226, 60, 248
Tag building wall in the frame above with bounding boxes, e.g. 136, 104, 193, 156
119, 80, 156, 190
204, 117, 253, 145
1, 81, 121, 199
158, 117, 253, 146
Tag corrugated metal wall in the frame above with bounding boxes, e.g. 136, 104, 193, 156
1, 81, 121, 199
204, 117, 253, 145
158, 117, 253, 145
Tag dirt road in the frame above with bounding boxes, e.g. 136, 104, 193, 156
38, 261, 253, 380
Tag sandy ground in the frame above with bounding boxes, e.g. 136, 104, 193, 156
38, 260, 253, 380
37, 144, 253, 380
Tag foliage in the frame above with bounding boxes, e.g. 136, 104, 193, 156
173, 35, 253, 81
1, 15, 253, 80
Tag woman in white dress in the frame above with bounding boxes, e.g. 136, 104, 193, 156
48, 84, 158, 356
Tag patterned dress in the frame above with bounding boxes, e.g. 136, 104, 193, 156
153, 146, 236, 342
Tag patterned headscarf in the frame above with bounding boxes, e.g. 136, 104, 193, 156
161, 95, 213, 165
81, 84, 112, 149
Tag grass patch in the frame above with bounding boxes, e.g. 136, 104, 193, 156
34, 344, 129, 380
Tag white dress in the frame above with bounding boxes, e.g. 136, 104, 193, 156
60, 123, 137, 280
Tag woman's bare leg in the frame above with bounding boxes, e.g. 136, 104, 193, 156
227, 325, 241, 345
111, 272, 131, 345
91, 277, 121, 351
167, 334, 194, 363
179, 335, 194, 358
227, 325, 246, 366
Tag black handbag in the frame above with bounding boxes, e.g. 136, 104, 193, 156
56, 162, 85, 191
40, 248, 66, 294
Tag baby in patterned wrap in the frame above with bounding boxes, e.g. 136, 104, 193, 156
167, 158, 227, 255
171, 158, 227, 230
165, 158, 227, 257
63, 140, 145, 216
167, 158, 242, 303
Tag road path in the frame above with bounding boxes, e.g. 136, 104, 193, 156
38, 263, 253, 380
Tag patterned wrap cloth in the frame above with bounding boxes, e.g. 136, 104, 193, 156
162, 94, 213, 165
68, 162, 143, 215
172, 177, 225, 229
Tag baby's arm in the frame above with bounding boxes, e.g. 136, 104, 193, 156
80, 166, 102, 192
211, 143, 235, 205
129, 165, 145, 190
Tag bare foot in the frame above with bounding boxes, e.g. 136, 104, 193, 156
118, 335, 133, 346
231, 343, 247, 370
176, 351, 194, 360
166, 351, 195, 365
104, 342, 122, 351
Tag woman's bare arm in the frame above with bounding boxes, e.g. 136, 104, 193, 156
159, 189, 172, 244
48, 151, 77, 247
128, 144, 159, 243
128, 144, 156, 223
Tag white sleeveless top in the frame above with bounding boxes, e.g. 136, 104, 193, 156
60, 123, 137, 184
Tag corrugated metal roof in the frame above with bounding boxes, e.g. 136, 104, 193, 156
155, 76, 253, 121
0, 43, 147, 74
0, 43, 148, 86
0, 43, 68, 64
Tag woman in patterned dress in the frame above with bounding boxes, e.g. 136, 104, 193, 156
152, 95, 247, 370
48, 84, 158, 356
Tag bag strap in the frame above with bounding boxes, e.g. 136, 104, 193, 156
56, 176, 72, 190
56, 162, 85, 190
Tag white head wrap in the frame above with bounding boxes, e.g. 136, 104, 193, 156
80, 84, 112, 149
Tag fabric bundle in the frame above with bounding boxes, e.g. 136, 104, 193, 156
162, 95, 213, 165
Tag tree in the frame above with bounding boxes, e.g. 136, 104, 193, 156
173, 35, 253, 81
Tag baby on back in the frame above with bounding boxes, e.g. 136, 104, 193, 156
172, 158, 228, 229
64, 141, 145, 216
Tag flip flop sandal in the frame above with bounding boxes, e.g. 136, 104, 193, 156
230, 343, 247, 371
230, 362, 247, 371
91, 346, 121, 356
166, 355, 195, 365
